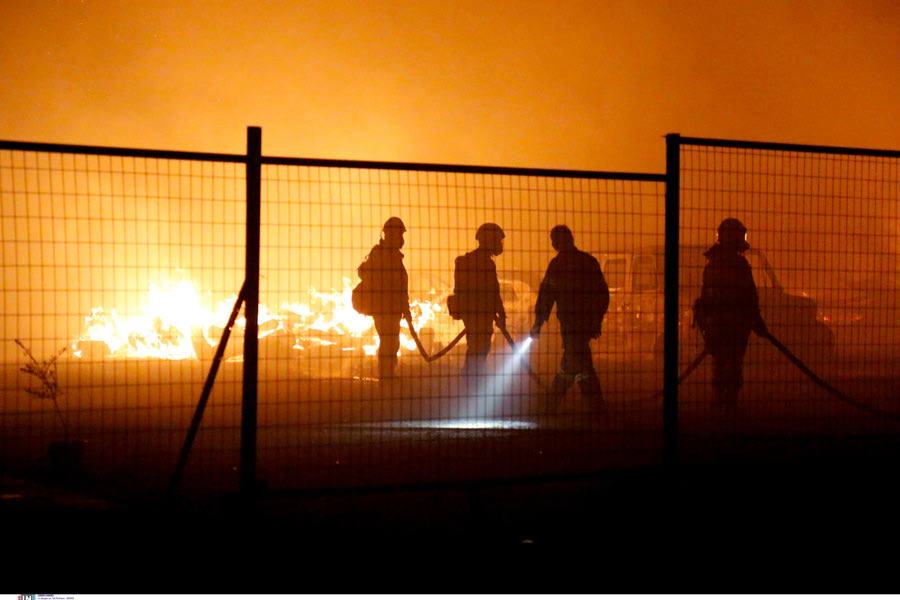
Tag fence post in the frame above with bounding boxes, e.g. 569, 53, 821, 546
242, 126, 262, 499
663, 133, 681, 470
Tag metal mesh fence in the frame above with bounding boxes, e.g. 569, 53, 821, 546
256, 162, 666, 491
0, 142, 666, 499
677, 138, 900, 463
0, 145, 246, 497
8, 132, 897, 502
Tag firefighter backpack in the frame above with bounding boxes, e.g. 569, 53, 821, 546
352, 251, 375, 316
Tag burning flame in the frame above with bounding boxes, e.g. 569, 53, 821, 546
74, 278, 447, 361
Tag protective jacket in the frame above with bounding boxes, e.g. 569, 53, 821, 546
534, 247, 610, 338
452, 248, 505, 322
355, 241, 409, 317
694, 244, 767, 349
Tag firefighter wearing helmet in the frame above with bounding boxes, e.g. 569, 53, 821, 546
353, 217, 411, 380
475, 222, 505, 256
449, 223, 507, 378
693, 218, 769, 404
382, 216, 406, 236
717, 217, 750, 250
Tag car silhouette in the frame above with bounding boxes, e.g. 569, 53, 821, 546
814, 273, 900, 374
595, 245, 835, 369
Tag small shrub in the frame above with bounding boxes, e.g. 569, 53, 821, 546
15, 339, 69, 440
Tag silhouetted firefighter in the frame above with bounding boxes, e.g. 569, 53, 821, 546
448, 223, 507, 378
693, 218, 769, 404
352, 217, 412, 380
531, 225, 609, 411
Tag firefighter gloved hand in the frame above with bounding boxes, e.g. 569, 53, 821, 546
530, 323, 542, 338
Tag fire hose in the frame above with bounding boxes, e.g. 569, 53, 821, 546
404, 314, 466, 363
405, 313, 899, 420
620, 347, 710, 403
676, 332, 900, 422
676, 348, 709, 385
759, 331, 900, 422
402, 316, 547, 389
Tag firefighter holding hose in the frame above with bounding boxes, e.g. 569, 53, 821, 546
448, 223, 507, 379
693, 218, 770, 404
353, 217, 413, 380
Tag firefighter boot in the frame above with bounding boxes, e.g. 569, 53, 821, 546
543, 373, 572, 415
576, 372, 605, 407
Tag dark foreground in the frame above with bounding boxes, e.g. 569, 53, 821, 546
4, 351, 900, 592
5, 441, 900, 594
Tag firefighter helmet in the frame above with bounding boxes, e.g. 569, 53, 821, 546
476, 223, 504, 255
476, 222, 504, 243
382, 216, 406, 233
716, 218, 749, 249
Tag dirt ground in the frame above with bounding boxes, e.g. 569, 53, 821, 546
5, 448, 900, 593
3, 349, 900, 592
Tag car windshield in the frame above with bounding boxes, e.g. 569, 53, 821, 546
633, 255, 658, 291
745, 250, 779, 289
604, 258, 628, 290
602, 246, 781, 294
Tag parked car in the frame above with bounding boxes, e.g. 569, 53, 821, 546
814, 273, 900, 372
595, 245, 835, 368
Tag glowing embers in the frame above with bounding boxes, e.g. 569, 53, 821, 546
73, 278, 447, 361
282, 282, 444, 357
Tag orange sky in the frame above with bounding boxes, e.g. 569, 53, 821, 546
1, 0, 898, 172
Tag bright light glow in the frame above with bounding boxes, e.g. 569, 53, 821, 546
74, 277, 446, 361
515, 336, 533, 355
349, 418, 539, 431
76, 281, 249, 360
452, 334, 536, 422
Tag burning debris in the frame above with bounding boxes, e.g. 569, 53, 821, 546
72, 278, 450, 363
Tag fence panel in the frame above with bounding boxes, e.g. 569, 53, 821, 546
676, 138, 900, 464
0, 144, 247, 498
255, 160, 666, 491
7, 132, 899, 503
0, 140, 666, 500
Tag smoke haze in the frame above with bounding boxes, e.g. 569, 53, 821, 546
2, 0, 898, 170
